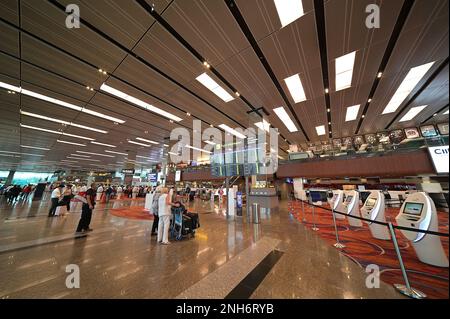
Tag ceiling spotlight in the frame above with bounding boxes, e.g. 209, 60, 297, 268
169, 120, 174, 123
368, 98, 372, 103
102, 71, 107, 75
186, 112, 191, 116
144, 131, 148, 134
98, 69, 103, 73
362, 114, 365, 118
324, 88, 329, 94
113, 122, 119, 125
327, 108, 330, 112
235, 91, 240, 97
433, 113, 438, 117
210, 124, 214, 128
377, 72, 383, 78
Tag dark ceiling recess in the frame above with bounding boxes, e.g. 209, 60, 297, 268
420, 103, 449, 125
313, 0, 332, 139
355, 0, 415, 135
386, 57, 449, 129
48, 0, 245, 130
224, 0, 310, 142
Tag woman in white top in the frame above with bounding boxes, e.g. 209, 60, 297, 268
116, 185, 123, 200
157, 187, 172, 245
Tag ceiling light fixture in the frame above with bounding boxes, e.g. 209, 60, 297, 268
128, 140, 151, 147
284, 74, 307, 103
20, 145, 50, 151
69, 154, 91, 158
335, 51, 356, 91
382, 62, 434, 114
0, 82, 125, 124
57, 140, 87, 146
345, 104, 361, 122
0, 150, 44, 157
100, 84, 182, 122
218, 124, 246, 139
104, 150, 128, 155
66, 157, 101, 162
136, 137, 159, 145
20, 124, 95, 140
204, 140, 216, 145
315, 125, 326, 136
399, 105, 428, 122
273, 107, 298, 132
443, 110, 449, 115
254, 119, 271, 133
273, 0, 304, 28
76, 151, 115, 158
90, 141, 116, 148
195, 73, 235, 102
185, 145, 212, 154
20, 111, 108, 133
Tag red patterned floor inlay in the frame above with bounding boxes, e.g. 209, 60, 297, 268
289, 201, 449, 299
110, 205, 154, 221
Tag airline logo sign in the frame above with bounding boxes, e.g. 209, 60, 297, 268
428, 145, 449, 174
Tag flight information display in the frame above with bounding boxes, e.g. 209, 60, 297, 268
345, 195, 353, 203
365, 198, 376, 207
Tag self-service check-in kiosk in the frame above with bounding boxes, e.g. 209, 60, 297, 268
395, 192, 448, 267
343, 191, 362, 227
329, 190, 346, 220
361, 190, 390, 240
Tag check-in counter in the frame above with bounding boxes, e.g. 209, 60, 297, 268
248, 188, 279, 209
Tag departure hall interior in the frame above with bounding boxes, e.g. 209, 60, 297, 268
0, 0, 448, 302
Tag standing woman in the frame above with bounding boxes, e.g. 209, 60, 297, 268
157, 188, 172, 245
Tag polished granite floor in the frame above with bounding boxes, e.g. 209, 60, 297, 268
0, 195, 403, 299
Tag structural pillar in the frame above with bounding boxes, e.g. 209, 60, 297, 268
5, 170, 15, 185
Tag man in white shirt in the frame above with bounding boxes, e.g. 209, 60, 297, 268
48, 184, 64, 217
96, 184, 104, 201
116, 185, 123, 199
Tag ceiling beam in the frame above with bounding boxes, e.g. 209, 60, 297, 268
355, 0, 416, 134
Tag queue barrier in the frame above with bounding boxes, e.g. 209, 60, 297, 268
291, 198, 449, 299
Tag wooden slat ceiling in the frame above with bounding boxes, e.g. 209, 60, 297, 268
0, 0, 448, 172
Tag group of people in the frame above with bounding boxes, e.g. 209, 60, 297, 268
3, 184, 35, 204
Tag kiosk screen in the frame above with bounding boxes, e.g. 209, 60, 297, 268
345, 195, 353, 203
403, 202, 424, 216
310, 191, 327, 203
365, 198, 376, 208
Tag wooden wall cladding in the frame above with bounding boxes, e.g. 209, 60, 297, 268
276, 149, 436, 178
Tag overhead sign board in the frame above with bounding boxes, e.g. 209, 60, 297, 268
121, 169, 135, 175
428, 145, 449, 174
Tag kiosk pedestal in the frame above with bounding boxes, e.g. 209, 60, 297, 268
396, 192, 448, 267
343, 190, 362, 227
361, 190, 390, 240
330, 190, 346, 220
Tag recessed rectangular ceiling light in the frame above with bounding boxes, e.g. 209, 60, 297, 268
382, 62, 435, 114
204, 140, 216, 145
70, 154, 91, 158
20, 111, 108, 133
443, 110, 449, 115
136, 137, 159, 145
345, 104, 361, 122
57, 140, 87, 146
66, 157, 100, 162
399, 105, 428, 122
273, 107, 298, 132
284, 74, 306, 103
335, 51, 356, 91
218, 124, 246, 139
185, 145, 212, 154
100, 84, 182, 122
254, 119, 271, 133
105, 150, 128, 155
61, 160, 78, 163
20, 124, 95, 141
195, 73, 234, 103
168, 152, 179, 156
0, 82, 125, 124
91, 141, 116, 148
274, 0, 304, 28
20, 145, 50, 151
315, 125, 326, 136
0, 150, 44, 157
128, 140, 151, 147
76, 150, 115, 158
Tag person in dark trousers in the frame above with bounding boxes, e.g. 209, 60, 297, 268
48, 184, 64, 217
76, 183, 96, 234
151, 188, 161, 235
105, 185, 113, 203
